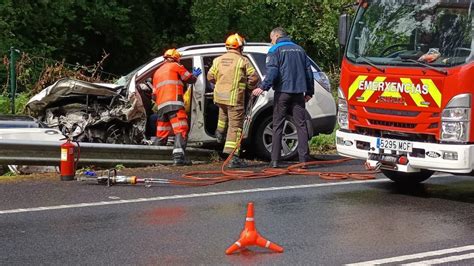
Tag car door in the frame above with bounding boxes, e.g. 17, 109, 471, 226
187, 54, 220, 143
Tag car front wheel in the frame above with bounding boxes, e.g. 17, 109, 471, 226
254, 116, 299, 160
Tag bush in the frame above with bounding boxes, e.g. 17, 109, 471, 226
0, 95, 8, 114
326, 64, 340, 99
310, 131, 337, 154
0, 92, 31, 114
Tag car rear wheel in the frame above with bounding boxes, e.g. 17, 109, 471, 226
381, 169, 434, 184
254, 115, 299, 160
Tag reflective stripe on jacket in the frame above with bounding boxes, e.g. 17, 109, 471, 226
207, 50, 259, 106
152, 61, 197, 115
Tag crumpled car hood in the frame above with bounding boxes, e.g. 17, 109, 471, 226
26, 78, 146, 144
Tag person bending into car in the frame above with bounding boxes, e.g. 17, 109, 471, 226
152, 48, 202, 166
207, 33, 259, 168
252, 27, 314, 168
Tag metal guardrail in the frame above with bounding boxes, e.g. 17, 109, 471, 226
0, 139, 212, 167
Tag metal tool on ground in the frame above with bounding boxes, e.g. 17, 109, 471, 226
226, 202, 284, 255
77, 169, 170, 187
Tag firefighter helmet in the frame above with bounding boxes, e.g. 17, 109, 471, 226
163, 48, 181, 61
225, 33, 245, 49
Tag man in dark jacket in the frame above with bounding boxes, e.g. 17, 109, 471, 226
252, 27, 314, 168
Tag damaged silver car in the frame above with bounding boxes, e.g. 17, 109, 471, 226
27, 42, 337, 160
26, 79, 147, 144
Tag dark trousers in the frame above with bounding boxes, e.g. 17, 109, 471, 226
271, 92, 310, 162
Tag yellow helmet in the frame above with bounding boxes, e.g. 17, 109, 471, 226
163, 48, 181, 61
225, 33, 245, 49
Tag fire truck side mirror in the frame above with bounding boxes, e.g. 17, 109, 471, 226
338, 14, 351, 47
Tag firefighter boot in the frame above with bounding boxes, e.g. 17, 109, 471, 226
228, 155, 248, 168
172, 134, 191, 166
172, 153, 192, 166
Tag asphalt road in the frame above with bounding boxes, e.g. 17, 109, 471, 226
0, 157, 473, 265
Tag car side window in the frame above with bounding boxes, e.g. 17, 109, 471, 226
180, 58, 193, 74
203, 55, 219, 92
250, 53, 267, 76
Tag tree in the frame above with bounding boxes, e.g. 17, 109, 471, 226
191, 0, 353, 70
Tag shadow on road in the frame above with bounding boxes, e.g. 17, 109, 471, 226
372, 180, 474, 204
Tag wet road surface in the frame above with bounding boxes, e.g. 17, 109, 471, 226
0, 158, 473, 265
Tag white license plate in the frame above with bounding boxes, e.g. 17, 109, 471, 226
376, 138, 413, 152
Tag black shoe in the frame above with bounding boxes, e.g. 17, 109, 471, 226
172, 153, 192, 166
173, 157, 185, 166
269, 161, 280, 168
228, 157, 247, 168
173, 159, 192, 166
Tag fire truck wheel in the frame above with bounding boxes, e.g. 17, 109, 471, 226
381, 169, 434, 184
254, 115, 299, 161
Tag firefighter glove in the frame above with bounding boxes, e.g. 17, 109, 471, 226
192, 67, 202, 77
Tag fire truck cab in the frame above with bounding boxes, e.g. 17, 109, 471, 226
336, 0, 474, 184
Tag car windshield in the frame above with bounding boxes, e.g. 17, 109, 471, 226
346, 0, 473, 67
115, 59, 155, 86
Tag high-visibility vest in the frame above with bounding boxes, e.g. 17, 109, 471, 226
152, 61, 196, 115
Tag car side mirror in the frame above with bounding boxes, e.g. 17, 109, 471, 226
338, 14, 351, 47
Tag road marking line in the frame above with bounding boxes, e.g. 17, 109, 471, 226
0, 179, 386, 215
402, 252, 474, 265
347, 245, 474, 265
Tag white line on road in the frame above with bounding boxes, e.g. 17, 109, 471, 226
402, 252, 474, 265
0, 179, 386, 215
347, 245, 474, 265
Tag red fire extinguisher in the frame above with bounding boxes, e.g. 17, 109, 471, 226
60, 139, 77, 181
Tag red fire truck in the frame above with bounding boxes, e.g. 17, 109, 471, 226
336, 0, 473, 184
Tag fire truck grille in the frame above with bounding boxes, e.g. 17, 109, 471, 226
365, 107, 419, 117
368, 119, 416, 128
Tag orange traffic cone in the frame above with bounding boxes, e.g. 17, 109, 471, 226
225, 202, 284, 255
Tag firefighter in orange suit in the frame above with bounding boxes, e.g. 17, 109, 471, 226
207, 33, 260, 168
152, 48, 202, 166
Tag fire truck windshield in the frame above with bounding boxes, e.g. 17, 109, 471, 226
346, 0, 473, 67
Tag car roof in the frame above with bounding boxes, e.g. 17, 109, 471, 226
136, 43, 272, 77
178, 42, 271, 57
177, 42, 271, 53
